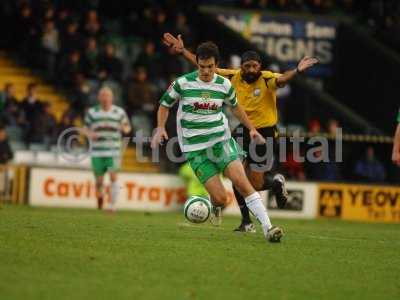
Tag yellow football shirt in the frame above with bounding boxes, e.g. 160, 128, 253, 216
216, 68, 281, 128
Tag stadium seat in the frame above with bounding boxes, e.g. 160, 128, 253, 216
0, 52, 69, 121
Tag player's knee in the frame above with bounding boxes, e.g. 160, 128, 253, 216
233, 177, 255, 197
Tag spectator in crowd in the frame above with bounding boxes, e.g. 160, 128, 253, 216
97, 43, 123, 82
308, 119, 321, 135
125, 66, 157, 136
42, 4, 56, 22
21, 83, 42, 130
30, 102, 57, 146
354, 146, 386, 183
82, 37, 99, 78
0, 83, 17, 112
70, 73, 93, 115
175, 13, 194, 47
41, 19, 60, 76
60, 21, 83, 56
283, 145, 306, 181
0, 125, 13, 164
153, 9, 170, 40
134, 41, 162, 81
0, 83, 25, 127
306, 148, 342, 181
163, 46, 184, 78
327, 118, 340, 136
56, 7, 71, 35
133, 6, 155, 37
15, 3, 38, 64
306, 118, 342, 181
83, 9, 102, 38
56, 112, 75, 139
59, 50, 84, 87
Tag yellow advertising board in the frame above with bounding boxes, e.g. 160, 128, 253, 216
318, 183, 400, 223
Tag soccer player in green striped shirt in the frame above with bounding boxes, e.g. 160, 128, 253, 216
393, 108, 400, 166
151, 42, 283, 242
84, 87, 131, 211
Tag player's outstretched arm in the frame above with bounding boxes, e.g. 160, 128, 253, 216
231, 105, 266, 144
276, 56, 319, 87
151, 105, 169, 149
162, 33, 197, 66
392, 123, 400, 166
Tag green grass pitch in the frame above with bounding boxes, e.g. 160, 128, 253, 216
1, 205, 399, 300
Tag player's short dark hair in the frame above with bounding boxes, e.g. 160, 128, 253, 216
196, 41, 220, 63
241, 51, 261, 64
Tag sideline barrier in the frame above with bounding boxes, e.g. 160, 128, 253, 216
26, 166, 400, 223
28, 167, 317, 218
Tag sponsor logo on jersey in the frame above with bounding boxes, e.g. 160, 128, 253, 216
193, 102, 219, 111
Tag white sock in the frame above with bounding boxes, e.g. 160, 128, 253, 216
110, 182, 119, 206
245, 192, 272, 236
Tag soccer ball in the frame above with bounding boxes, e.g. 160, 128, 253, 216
183, 196, 212, 224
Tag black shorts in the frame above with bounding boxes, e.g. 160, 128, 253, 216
232, 125, 278, 171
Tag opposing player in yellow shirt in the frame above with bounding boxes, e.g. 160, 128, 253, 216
163, 33, 318, 232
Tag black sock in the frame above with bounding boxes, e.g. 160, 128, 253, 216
233, 186, 251, 224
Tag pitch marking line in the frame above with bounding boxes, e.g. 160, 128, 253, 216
295, 233, 399, 245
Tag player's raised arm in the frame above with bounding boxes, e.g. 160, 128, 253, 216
275, 56, 319, 87
163, 33, 239, 78
163, 33, 197, 66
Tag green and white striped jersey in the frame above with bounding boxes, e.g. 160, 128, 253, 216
84, 105, 129, 157
160, 71, 238, 152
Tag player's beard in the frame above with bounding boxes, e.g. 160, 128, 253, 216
242, 71, 261, 83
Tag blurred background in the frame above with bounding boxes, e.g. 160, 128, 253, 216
0, 0, 398, 196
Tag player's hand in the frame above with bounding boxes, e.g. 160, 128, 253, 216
151, 127, 169, 149
297, 56, 319, 72
249, 128, 266, 145
162, 33, 184, 54
84, 129, 98, 140
392, 148, 400, 166
121, 122, 131, 135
